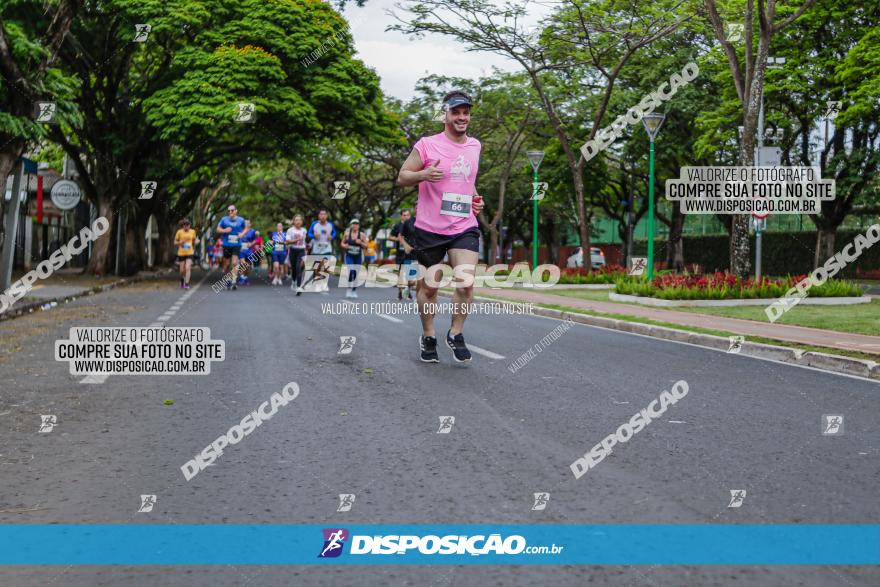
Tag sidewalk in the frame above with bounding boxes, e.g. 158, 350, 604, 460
481, 287, 880, 356
2, 268, 175, 321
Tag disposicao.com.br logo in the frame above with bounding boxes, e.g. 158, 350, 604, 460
318, 528, 563, 559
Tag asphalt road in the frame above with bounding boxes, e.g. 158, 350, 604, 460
1, 267, 878, 586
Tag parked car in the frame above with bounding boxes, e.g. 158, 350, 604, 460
566, 246, 606, 269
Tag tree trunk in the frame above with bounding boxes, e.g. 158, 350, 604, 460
573, 170, 591, 266
549, 217, 561, 266
155, 208, 176, 267
666, 201, 685, 272
814, 226, 837, 269
487, 224, 499, 265
87, 198, 116, 276
0, 143, 26, 251
124, 212, 146, 275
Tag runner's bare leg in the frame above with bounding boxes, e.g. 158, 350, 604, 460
417, 263, 443, 337
448, 248, 478, 336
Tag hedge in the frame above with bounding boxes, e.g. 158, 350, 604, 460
633, 229, 880, 277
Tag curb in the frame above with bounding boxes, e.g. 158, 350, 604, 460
470, 294, 880, 382
0, 269, 174, 323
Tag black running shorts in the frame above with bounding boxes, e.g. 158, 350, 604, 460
413, 226, 480, 268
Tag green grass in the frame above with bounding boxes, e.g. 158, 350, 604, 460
542, 289, 880, 336
673, 299, 880, 336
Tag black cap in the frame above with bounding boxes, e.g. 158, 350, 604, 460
444, 95, 472, 110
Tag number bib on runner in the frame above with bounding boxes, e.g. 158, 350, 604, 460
440, 192, 472, 218
275, 243, 285, 252
228, 235, 239, 244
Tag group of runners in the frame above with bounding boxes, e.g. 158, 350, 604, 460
174, 90, 484, 363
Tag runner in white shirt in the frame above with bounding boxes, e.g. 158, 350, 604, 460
307, 209, 336, 255
286, 214, 308, 295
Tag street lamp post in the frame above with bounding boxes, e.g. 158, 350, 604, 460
641, 113, 665, 281
526, 150, 544, 268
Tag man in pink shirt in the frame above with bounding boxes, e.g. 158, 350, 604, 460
397, 90, 484, 364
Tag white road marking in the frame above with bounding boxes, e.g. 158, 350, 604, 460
377, 314, 402, 323
468, 344, 505, 360
80, 374, 108, 384
668, 420, 687, 424
78, 273, 207, 385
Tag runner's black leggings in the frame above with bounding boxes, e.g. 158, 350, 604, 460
289, 248, 306, 286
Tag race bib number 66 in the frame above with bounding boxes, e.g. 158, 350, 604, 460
440, 192, 472, 218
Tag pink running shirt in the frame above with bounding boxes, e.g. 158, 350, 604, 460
413, 132, 481, 235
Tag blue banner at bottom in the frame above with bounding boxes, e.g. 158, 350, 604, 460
0, 525, 878, 565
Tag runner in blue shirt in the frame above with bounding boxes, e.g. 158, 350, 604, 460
270, 222, 288, 285
238, 220, 257, 285
217, 205, 246, 290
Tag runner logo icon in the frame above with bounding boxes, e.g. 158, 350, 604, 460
629, 257, 647, 276
139, 181, 157, 200
822, 414, 844, 435
337, 494, 355, 512
437, 416, 455, 434
333, 181, 350, 200
36, 102, 56, 123
531, 493, 549, 511
39, 415, 57, 433
319, 528, 349, 558
138, 494, 156, 513
727, 336, 744, 354
338, 336, 356, 355
728, 489, 746, 508
134, 24, 151, 42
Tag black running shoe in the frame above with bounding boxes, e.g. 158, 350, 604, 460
231, 283, 237, 290
446, 330, 472, 363
419, 335, 439, 363
398, 288, 403, 300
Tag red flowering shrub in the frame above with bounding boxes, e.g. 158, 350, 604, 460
616, 271, 861, 299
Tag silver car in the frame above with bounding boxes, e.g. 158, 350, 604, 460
566, 246, 606, 269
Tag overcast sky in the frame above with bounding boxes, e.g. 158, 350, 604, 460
341, 0, 550, 101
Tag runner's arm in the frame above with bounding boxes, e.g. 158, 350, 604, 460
397, 148, 429, 187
